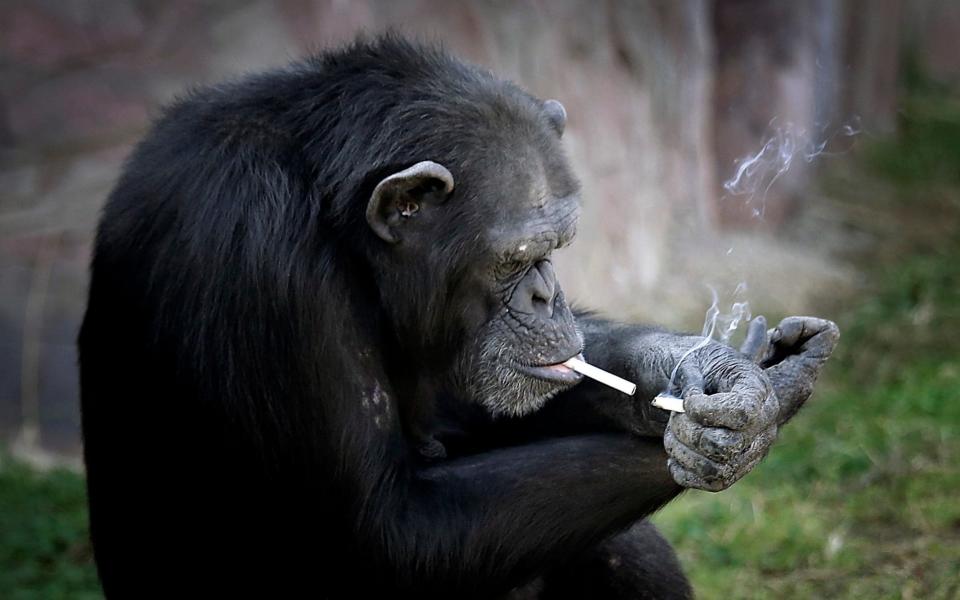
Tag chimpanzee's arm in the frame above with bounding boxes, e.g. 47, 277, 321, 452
341, 312, 837, 593
532, 312, 839, 435
444, 312, 777, 450
489, 311, 847, 493
358, 433, 682, 596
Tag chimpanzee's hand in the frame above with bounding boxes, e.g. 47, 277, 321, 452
623, 333, 779, 492
738, 316, 840, 426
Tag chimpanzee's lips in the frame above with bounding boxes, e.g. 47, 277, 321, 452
516, 352, 584, 385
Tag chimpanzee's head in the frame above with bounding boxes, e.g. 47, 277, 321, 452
359, 42, 583, 417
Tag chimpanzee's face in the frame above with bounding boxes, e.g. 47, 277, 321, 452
461, 187, 583, 416
366, 98, 584, 416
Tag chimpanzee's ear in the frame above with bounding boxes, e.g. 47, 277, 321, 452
543, 99, 566, 137
366, 160, 455, 244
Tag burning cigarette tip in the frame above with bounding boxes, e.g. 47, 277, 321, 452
563, 357, 637, 396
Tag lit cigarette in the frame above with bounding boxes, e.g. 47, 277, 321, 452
563, 356, 636, 396
652, 393, 685, 413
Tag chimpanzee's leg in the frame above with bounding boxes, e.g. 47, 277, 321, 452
535, 520, 693, 600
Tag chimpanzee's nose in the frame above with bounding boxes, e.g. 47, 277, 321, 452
508, 259, 560, 318
529, 260, 557, 318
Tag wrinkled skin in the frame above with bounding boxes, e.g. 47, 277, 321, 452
654, 316, 839, 491
571, 314, 839, 493
745, 316, 843, 424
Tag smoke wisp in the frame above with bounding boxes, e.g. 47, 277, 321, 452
666, 284, 751, 395
659, 118, 860, 398
722, 117, 862, 217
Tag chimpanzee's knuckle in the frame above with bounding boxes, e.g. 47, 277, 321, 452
708, 480, 730, 492
667, 457, 678, 476
667, 459, 682, 483
697, 430, 724, 458
761, 373, 774, 397
744, 395, 763, 418
668, 460, 697, 489
683, 394, 709, 419
700, 428, 743, 461
663, 428, 677, 450
819, 319, 840, 338
735, 445, 769, 480
667, 417, 682, 441
664, 429, 692, 465
745, 427, 776, 458
761, 393, 779, 423
696, 450, 736, 485
826, 326, 841, 346
776, 319, 804, 345
727, 404, 751, 430
672, 417, 702, 448
682, 456, 735, 491
744, 363, 773, 394
698, 471, 730, 492
809, 331, 840, 358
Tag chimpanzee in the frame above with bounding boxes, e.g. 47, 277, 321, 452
78, 35, 839, 598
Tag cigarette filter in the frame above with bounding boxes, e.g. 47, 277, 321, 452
563, 357, 636, 396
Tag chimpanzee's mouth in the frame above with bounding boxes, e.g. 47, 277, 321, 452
515, 351, 584, 385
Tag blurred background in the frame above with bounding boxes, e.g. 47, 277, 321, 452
1, 1, 958, 598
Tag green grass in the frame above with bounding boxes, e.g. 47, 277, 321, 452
865, 54, 960, 187
0, 461, 100, 599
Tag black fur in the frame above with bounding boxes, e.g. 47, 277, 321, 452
79, 36, 690, 598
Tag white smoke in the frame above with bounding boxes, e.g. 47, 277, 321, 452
666, 284, 751, 394
661, 118, 860, 397
722, 117, 862, 217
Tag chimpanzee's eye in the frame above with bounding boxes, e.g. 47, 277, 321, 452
495, 259, 529, 280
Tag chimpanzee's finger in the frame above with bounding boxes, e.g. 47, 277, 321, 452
733, 376, 780, 427
670, 413, 748, 463
668, 458, 728, 492
761, 318, 840, 425
768, 357, 815, 424
772, 317, 807, 347
677, 362, 705, 398
688, 355, 773, 427
683, 384, 776, 431
728, 436, 771, 482
795, 317, 840, 359
684, 391, 761, 431
664, 429, 730, 492
701, 348, 771, 394
735, 426, 777, 475
771, 317, 839, 355
739, 315, 769, 363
